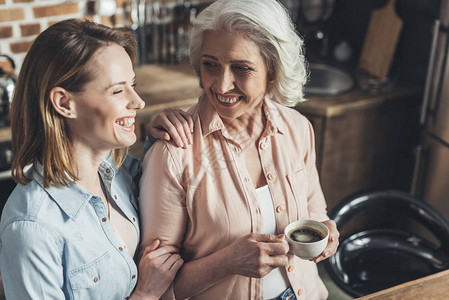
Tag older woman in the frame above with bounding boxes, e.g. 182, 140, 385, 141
0, 19, 193, 300
139, 0, 339, 299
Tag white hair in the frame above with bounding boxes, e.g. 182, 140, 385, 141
189, 0, 308, 106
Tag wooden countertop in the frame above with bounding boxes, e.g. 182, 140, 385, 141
134, 63, 201, 118
356, 269, 449, 300
0, 63, 422, 144
300, 83, 422, 117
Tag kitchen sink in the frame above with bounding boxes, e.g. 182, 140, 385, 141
304, 63, 354, 96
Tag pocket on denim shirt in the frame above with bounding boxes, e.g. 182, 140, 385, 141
68, 251, 113, 297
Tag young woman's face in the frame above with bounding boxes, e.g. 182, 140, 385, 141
69, 44, 145, 151
200, 30, 270, 120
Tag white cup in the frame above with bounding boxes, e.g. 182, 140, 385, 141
284, 220, 329, 260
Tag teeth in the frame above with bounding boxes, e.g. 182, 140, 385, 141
115, 117, 135, 127
217, 95, 240, 104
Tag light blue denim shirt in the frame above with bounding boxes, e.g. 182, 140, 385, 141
0, 154, 141, 300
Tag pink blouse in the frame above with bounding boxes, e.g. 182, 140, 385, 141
140, 95, 329, 300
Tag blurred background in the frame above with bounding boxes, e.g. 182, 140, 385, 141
1, 1, 448, 299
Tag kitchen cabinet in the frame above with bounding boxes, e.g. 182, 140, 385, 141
295, 85, 422, 211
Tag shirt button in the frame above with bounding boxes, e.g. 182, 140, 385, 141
102, 217, 107, 222
267, 173, 275, 181
288, 265, 294, 272
132, 217, 136, 222
119, 247, 123, 251
275, 205, 284, 213
132, 275, 136, 279
93, 277, 99, 283
297, 289, 303, 296
114, 195, 117, 199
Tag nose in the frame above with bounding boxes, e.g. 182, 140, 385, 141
216, 67, 235, 94
128, 89, 145, 111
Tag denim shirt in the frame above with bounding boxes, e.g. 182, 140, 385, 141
0, 154, 141, 300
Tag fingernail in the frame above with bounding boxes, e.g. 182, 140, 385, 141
277, 234, 285, 239
325, 251, 329, 257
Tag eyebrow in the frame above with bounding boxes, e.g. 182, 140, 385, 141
105, 76, 136, 90
201, 54, 253, 65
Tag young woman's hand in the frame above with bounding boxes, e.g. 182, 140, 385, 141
130, 239, 184, 300
147, 108, 194, 148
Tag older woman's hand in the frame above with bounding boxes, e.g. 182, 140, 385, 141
130, 239, 184, 300
223, 233, 289, 278
146, 108, 194, 148
312, 220, 339, 263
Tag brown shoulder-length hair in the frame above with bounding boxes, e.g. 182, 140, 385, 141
10, 18, 137, 188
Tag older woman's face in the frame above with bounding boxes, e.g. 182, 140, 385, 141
200, 30, 269, 120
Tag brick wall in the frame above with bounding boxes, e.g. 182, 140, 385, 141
0, 0, 84, 73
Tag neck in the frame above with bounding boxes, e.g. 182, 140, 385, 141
222, 103, 266, 141
72, 142, 109, 195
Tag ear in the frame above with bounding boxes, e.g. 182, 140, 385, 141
49, 87, 76, 118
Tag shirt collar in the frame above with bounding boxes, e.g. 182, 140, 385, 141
31, 159, 116, 221
263, 95, 287, 136
198, 94, 287, 139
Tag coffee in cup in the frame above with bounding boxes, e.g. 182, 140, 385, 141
289, 226, 325, 243
284, 220, 329, 260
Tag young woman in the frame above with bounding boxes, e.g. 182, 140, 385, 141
0, 19, 191, 300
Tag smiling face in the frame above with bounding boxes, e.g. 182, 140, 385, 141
200, 30, 270, 121
68, 43, 145, 152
